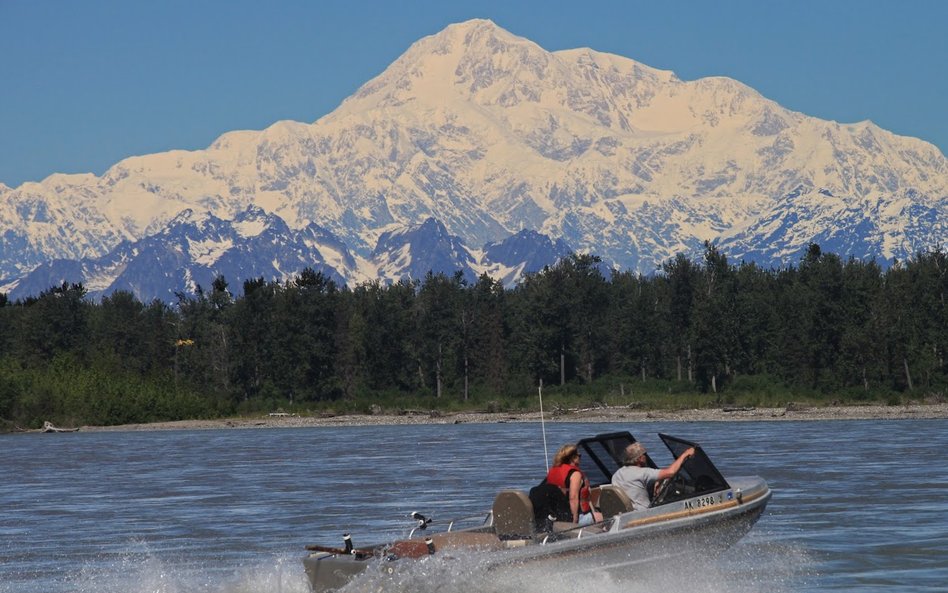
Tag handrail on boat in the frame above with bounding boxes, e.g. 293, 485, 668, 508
410, 512, 492, 538
541, 524, 591, 545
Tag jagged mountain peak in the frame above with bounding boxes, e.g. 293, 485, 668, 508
163, 208, 231, 235
340, 18, 553, 114
372, 217, 477, 283
1, 20, 945, 299
374, 217, 457, 254
397, 18, 540, 67
233, 205, 290, 238
484, 228, 572, 270
345, 18, 775, 140
168, 208, 200, 224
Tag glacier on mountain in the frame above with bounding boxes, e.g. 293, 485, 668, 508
0, 18, 945, 302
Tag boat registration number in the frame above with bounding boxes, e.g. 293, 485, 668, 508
684, 495, 717, 510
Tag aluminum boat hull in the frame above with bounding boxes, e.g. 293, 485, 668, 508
303, 475, 770, 592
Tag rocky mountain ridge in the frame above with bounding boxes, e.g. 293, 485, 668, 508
1, 19, 945, 301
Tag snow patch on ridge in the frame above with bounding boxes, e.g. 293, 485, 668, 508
189, 239, 233, 266
0, 18, 945, 292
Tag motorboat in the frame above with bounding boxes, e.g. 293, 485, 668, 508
42, 421, 79, 433
302, 430, 772, 592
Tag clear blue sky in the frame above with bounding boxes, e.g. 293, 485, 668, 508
1, 0, 945, 188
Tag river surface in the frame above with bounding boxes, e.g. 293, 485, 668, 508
2, 419, 946, 593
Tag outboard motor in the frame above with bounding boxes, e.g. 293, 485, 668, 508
409, 511, 432, 537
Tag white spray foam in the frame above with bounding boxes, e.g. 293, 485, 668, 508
335, 534, 814, 593
51, 529, 813, 593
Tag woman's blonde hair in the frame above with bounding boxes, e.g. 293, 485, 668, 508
552, 443, 579, 466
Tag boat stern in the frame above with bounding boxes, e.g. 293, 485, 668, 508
303, 551, 375, 593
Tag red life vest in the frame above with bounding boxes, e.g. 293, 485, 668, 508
545, 463, 592, 514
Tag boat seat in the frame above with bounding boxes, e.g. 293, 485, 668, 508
597, 485, 635, 518
542, 521, 609, 541
492, 490, 536, 540
429, 531, 504, 552
528, 481, 571, 529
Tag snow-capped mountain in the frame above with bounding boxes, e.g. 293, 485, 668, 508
1, 19, 945, 301
5, 209, 571, 302
373, 217, 478, 284
482, 229, 574, 286
7, 206, 356, 302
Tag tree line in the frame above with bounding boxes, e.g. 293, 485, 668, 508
1, 243, 945, 428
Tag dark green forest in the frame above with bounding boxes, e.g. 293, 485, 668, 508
1, 243, 946, 430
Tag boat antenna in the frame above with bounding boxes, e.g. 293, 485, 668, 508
539, 378, 549, 471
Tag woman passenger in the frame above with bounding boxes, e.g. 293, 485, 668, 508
546, 443, 603, 526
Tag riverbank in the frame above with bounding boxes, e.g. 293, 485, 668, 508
68, 401, 948, 432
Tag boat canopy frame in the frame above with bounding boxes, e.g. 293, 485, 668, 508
575, 431, 731, 506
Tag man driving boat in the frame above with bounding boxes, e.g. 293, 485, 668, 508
611, 442, 695, 510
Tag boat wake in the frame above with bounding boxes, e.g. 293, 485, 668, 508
40, 528, 810, 593
335, 530, 813, 593
55, 549, 312, 593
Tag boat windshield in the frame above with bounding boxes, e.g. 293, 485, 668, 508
576, 431, 658, 487
652, 433, 731, 505
575, 431, 731, 503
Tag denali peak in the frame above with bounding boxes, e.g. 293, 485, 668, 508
1, 19, 945, 301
